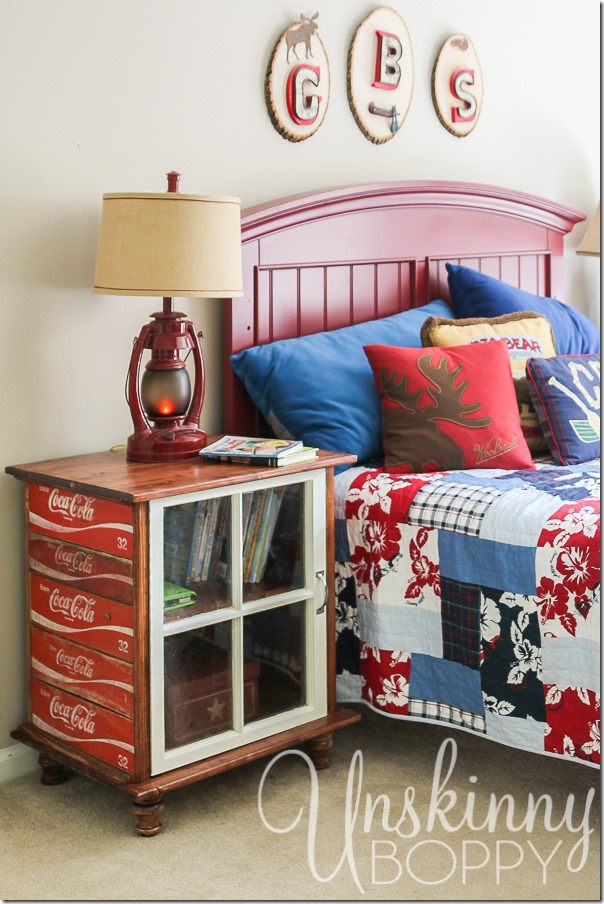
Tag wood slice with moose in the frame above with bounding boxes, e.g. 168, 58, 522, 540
265, 13, 330, 142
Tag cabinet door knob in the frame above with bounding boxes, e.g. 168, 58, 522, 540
315, 569, 328, 614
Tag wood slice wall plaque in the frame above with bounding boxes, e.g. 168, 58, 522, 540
432, 34, 483, 137
265, 13, 330, 142
347, 6, 414, 144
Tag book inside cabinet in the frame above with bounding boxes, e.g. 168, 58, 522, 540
149, 469, 328, 774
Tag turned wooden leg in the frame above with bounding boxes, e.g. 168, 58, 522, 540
38, 753, 67, 785
132, 795, 165, 837
306, 732, 333, 770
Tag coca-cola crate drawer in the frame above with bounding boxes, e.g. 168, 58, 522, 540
166, 660, 260, 748
28, 484, 133, 558
31, 626, 134, 717
32, 679, 134, 774
30, 574, 134, 662
29, 536, 133, 605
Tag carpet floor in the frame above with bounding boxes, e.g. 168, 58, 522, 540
0, 706, 599, 901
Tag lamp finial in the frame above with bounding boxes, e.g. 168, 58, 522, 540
166, 171, 181, 193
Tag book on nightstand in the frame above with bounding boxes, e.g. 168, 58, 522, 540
199, 435, 318, 466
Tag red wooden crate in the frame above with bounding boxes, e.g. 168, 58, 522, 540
165, 649, 260, 748
31, 678, 134, 775
29, 536, 133, 605
29, 484, 133, 558
30, 574, 134, 662
31, 626, 134, 717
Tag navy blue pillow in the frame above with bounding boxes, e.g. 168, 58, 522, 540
230, 299, 454, 465
446, 263, 600, 355
525, 354, 600, 465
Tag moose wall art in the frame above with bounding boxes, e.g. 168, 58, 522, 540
265, 7, 482, 143
265, 12, 330, 142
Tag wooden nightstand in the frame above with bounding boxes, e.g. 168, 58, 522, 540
6, 447, 360, 835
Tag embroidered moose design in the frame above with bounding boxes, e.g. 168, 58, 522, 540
380, 353, 492, 470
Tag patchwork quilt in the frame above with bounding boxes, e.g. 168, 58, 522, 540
334, 460, 600, 767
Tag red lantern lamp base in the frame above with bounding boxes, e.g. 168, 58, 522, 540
126, 425, 208, 463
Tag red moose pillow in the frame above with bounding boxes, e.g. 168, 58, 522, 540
364, 340, 534, 473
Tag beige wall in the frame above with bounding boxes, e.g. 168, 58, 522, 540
0, 0, 600, 755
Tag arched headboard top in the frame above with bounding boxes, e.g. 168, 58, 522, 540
224, 180, 584, 434
239, 180, 584, 242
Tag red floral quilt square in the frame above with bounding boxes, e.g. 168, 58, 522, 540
544, 684, 600, 764
361, 643, 410, 714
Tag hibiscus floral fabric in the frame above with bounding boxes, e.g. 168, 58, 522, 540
335, 459, 600, 766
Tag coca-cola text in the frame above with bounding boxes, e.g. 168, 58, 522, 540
48, 588, 96, 623
49, 695, 97, 734
55, 648, 95, 679
54, 545, 94, 575
48, 488, 95, 523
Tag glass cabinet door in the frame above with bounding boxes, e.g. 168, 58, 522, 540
149, 470, 327, 775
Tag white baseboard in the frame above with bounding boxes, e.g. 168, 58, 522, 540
0, 743, 38, 783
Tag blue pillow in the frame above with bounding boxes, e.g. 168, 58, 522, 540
230, 299, 454, 464
446, 263, 600, 355
525, 354, 600, 465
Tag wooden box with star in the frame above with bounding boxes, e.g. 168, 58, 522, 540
165, 635, 260, 748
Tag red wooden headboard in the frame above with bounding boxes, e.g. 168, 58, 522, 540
223, 180, 584, 435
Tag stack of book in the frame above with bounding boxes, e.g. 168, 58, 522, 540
185, 497, 230, 585
199, 435, 318, 467
164, 502, 198, 587
183, 488, 285, 588
241, 486, 285, 583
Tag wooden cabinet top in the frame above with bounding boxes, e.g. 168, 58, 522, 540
6, 447, 357, 504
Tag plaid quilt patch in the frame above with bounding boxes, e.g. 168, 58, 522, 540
408, 697, 486, 733
440, 577, 482, 670
408, 478, 503, 535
